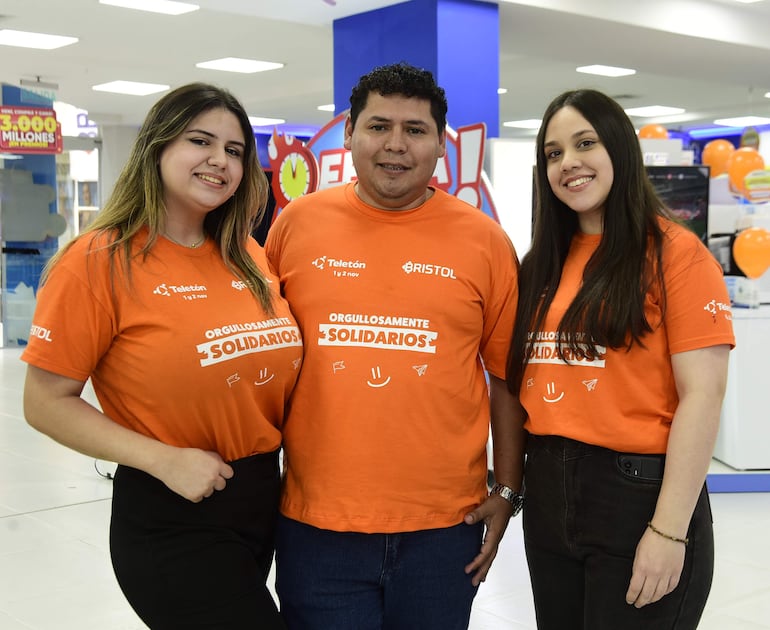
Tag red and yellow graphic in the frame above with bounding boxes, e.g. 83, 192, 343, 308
266, 113, 498, 222
268, 130, 319, 209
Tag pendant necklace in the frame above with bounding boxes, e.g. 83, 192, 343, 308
165, 233, 205, 248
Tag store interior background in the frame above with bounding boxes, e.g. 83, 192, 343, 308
1, 1, 770, 628
4, 0, 770, 257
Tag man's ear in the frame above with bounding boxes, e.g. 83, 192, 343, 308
437, 131, 447, 158
343, 115, 354, 150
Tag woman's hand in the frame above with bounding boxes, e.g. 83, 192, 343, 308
24, 365, 234, 503
156, 447, 235, 502
625, 525, 685, 607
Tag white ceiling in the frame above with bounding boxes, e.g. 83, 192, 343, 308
2, 0, 770, 139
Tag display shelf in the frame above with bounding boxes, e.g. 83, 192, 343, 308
712, 305, 770, 472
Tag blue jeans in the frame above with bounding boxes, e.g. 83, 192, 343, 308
275, 515, 483, 630
523, 434, 714, 630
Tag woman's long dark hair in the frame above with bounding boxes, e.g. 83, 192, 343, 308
507, 89, 670, 393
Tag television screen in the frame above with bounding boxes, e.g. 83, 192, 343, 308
646, 165, 709, 243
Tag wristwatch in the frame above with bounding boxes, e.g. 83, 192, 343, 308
490, 483, 524, 517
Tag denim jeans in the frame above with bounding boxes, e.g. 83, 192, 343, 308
275, 515, 483, 630
523, 434, 714, 630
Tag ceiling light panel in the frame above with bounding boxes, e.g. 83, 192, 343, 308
0, 29, 78, 50
576, 65, 636, 77
249, 116, 285, 127
713, 115, 770, 126
625, 105, 685, 117
92, 81, 170, 96
503, 119, 542, 129
196, 58, 284, 74
99, 0, 199, 15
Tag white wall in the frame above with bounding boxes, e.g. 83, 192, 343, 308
100, 125, 139, 204
759, 131, 770, 166
484, 137, 536, 259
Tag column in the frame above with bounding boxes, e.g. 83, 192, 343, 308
332, 0, 499, 136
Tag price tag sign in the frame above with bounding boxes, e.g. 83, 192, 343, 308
0, 106, 63, 154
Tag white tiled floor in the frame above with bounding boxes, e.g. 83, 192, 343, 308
1, 345, 769, 629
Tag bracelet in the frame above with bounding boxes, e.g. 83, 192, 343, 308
647, 521, 688, 546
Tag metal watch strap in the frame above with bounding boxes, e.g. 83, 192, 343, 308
490, 482, 524, 517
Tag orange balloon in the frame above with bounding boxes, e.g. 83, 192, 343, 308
701, 139, 734, 178
638, 124, 668, 139
733, 227, 770, 279
727, 147, 765, 197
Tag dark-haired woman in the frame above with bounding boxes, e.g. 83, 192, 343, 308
508, 89, 734, 629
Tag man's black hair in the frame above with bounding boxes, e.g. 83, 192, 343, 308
349, 62, 448, 133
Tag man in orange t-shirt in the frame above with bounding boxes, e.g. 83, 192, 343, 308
266, 63, 523, 630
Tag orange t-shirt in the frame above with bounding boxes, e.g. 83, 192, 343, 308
22, 229, 303, 462
520, 220, 735, 453
266, 184, 519, 533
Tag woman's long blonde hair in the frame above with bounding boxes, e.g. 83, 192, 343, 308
45, 82, 273, 311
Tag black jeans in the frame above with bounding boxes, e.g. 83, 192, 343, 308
110, 450, 286, 630
523, 434, 714, 630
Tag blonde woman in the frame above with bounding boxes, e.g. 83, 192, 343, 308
22, 83, 301, 629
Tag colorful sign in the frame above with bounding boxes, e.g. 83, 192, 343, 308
744, 169, 770, 203
267, 111, 499, 222
0, 106, 63, 154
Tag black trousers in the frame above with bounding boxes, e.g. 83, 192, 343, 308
523, 434, 714, 630
110, 450, 287, 630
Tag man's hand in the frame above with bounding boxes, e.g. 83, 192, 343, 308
463, 494, 514, 586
